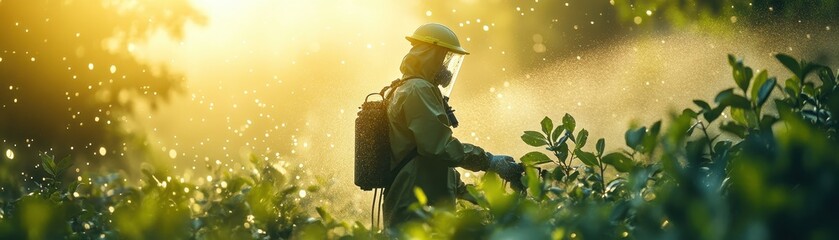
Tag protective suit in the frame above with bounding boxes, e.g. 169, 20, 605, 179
382, 40, 490, 227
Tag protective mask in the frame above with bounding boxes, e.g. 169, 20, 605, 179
437, 51, 465, 98
435, 67, 453, 88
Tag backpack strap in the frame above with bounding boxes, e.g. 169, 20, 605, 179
381, 77, 419, 101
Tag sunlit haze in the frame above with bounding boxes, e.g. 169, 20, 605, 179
3, 0, 838, 222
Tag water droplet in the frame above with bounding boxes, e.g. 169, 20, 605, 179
169, 149, 177, 159
532, 34, 543, 43
109, 65, 116, 74
634, 16, 643, 25
425, 10, 432, 17
646, 10, 652, 16
533, 43, 546, 53
730, 16, 738, 23
88, 63, 94, 70
5, 149, 13, 160
482, 25, 489, 31
298, 189, 307, 198
108, 206, 115, 213
99, 147, 107, 156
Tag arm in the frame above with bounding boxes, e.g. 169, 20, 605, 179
401, 84, 489, 172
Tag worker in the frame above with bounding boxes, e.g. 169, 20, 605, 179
383, 23, 524, 228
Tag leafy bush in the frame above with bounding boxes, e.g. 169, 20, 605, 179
0, 53, 837, 239
0, 154, 326, 239
324, 53, 839, 239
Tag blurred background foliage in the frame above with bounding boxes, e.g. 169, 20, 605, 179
0, 0, 205, 173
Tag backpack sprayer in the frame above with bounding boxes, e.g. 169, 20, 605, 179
354, 78, 408, 229
354, 78, 460, 228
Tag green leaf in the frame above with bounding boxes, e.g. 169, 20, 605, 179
730, 108, 748, 126
40, 154, 56, 177
682, 108, 698, 119
602, 152, 634, 172
562, 113, 576, 132
551, 125, 564, 144
575, 150, 599, 167
720, 122, 747, 138
756, 77, 776, 108
803, 82, 816, 98
552, 167, 565, 182
715, 88, 750, 109
526, 167, 542, 199
624, 126, 646, 150
727, 54, 738, 67
641, 121, 661, 154
414, 187, 427, 206
596, 138, 605, 157
750, 70, 768, 102
521, 131, 548, 147
693, 100, 711, 111
520, 151, 552, 166
541, 117, 553, 140
703, 106, 724, 122
316, 207, 334, 223
744, 67, 754, 91
732, 64, 752, 93
55, 155, 73, 177
466, 185, 490, 208
576, 129, 589, 149
785, 77, 801, 98
556, 142, 569, 161
776, 53, 801, 78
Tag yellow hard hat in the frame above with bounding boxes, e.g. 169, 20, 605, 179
406, 23, 469, 55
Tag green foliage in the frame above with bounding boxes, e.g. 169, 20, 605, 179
0, 153, 323, 239
1, 54, 838, 239
329, 53, 839, 239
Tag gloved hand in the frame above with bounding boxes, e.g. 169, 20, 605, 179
487, 153, 525, 190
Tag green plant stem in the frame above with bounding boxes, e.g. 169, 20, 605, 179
698, 121, 716, 157
599, 160, 606, 197
567, 152, 577, 179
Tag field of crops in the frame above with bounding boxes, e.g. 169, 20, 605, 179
1, 54, 837, 239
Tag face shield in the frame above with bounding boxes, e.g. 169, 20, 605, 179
435, 51, 465, 98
